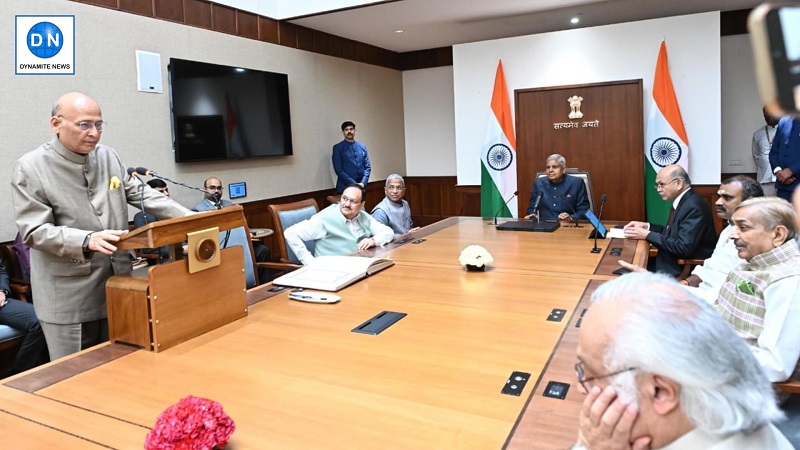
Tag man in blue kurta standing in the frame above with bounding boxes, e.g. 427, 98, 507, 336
332, 121, 371, 194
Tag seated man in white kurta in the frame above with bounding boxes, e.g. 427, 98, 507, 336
370, 174, 420, 238
680, 176, 764, 301
284, 184, 393, 265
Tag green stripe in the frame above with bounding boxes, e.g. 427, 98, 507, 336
645, 163, 670, 224
481, 163, 511, 218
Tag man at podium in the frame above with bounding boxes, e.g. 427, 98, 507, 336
11, 92, 192, 361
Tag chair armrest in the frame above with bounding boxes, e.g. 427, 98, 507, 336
677, 258, 705, 266
8, 279, 31, 303
774, 380, 800, 394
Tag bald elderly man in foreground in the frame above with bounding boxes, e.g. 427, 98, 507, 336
12, 92, 191, 360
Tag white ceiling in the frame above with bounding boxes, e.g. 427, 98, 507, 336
212, 0, 765, 53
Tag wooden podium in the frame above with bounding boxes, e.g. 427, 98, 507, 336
106, 207, 249, 352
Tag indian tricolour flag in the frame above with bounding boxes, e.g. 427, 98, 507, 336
645, 40, 690, 225
480, 60, 518, 218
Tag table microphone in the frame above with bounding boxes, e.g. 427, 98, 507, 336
591, 194, 608, 253
590, 193, 608, 240
562, 194, 583, 228
490, 190, 519, 225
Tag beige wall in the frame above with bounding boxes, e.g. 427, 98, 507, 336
1, 0, 405, 240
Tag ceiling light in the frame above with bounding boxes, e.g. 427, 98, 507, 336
394, 29, 404, 34
570, 17, 580, 24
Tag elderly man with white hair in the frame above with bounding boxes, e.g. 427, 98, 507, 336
574, 272, 792, 449
715, 196, 800, 382
371, 174, 420, 238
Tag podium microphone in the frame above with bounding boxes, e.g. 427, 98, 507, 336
591, 194, 608, 253
489, 190, 519, 225
128, 166, 210, 198
562, 194, 583, 228
126, 167, 149, 223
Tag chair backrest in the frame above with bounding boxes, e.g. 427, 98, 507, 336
220, 226, 257, 288
535, 168, 596, 213
268, 199, 319, 264
0, 245, 24, 282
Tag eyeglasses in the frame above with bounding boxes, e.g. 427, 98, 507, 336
340, 195, 362, 205
385, 185, 405, 192
206, 185, 223, 191
58, 115, 105, 132
654, 178, 679, 190
575, 361, 637, 392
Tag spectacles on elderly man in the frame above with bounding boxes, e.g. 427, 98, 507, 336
58, 115, 105, 132
575, 361, 637, 392
653, 178, 679, 190
385, 185, 405, 192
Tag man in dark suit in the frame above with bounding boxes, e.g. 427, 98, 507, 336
769, 116, 800, 202
623, 164, 717, 277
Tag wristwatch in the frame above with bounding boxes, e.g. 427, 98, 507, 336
0, 288, 9, 296
82, 232, 94, 252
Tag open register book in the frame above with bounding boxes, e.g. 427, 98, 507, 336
272, 255, 395, 292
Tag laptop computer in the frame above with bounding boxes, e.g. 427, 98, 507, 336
496, 219, 560, 232
584, 209, 607, 239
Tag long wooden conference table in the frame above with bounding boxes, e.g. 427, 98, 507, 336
0, 217, 647, 448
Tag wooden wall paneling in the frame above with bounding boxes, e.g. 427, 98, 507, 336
154, 0, 184, 23
312, 30, 330, 55
236, 10, 259, 40
278, 22, 298, 48
455, 186, 481, 217
258, 16, 279, 44
328, 35, 344, 58
73, 0, 119, 8
342, 39, 357, 60
118, 0, 152, 16
211, 3, 236, 35
515, 80, 644, 222
296, 26, 314, 52
183, 0, 212, 29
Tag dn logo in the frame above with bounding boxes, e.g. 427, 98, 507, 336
26, 21, 63, 59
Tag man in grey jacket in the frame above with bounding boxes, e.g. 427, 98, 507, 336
11, 92, 191, 360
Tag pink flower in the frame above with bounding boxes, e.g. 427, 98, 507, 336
145, 396, 235, 450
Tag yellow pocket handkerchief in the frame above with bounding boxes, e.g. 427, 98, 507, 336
109, 176, 122, 190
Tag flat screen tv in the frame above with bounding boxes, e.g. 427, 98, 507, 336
168, 58, 293, 162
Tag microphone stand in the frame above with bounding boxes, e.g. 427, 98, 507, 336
489, 191, 519, 225
590, 195, 608, 253
591, 229, 602, 253
562, 195, 583, 228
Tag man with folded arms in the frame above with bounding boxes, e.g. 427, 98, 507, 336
574, 272, 791, 449
285, 184, 393, 265
623, 164, 717, 277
